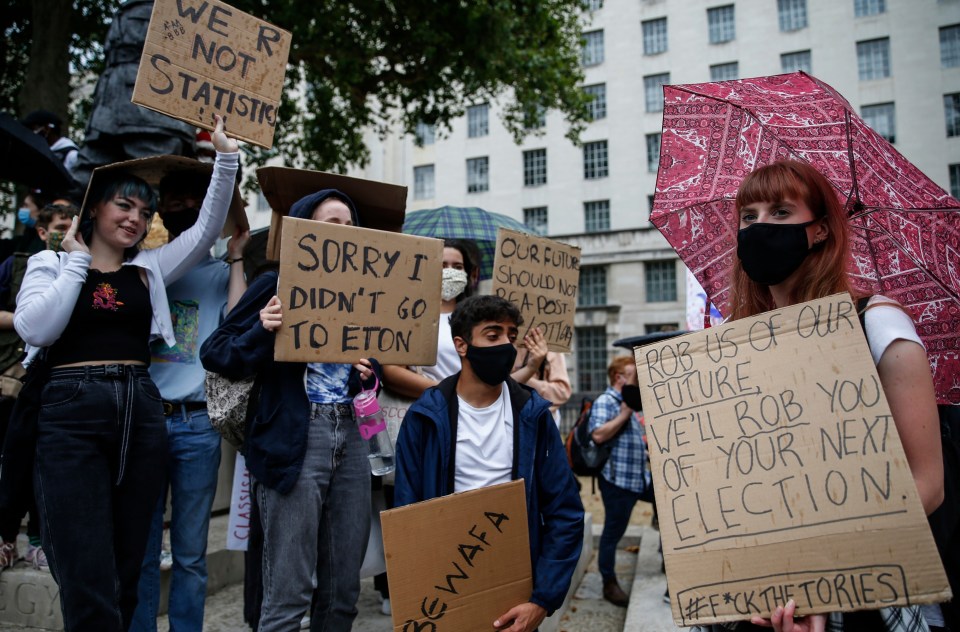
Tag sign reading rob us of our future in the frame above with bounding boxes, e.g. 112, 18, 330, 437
133, 0, 292, 148
492, 229, 580, 353
276, 217, 443, 364
635, 294, 950, 626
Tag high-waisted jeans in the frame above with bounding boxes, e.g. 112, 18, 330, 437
257, 402, 371, 632
34, 364, 167, 632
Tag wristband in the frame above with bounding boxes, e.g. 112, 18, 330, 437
226, 257, 243, 264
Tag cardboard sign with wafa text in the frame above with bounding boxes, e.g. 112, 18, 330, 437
634, 294, 950, 626
381, 480, 532, 632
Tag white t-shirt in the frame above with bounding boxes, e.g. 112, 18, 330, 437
454, 383, 514, 493
863, 295, 924, 365
420, 313, 461, 382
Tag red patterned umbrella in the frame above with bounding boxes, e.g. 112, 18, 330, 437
652, 71, 960, 404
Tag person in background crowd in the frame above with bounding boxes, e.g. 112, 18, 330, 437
22, 109, 80, 173
511, 341, 571, 427
195, 130, 217, 164
589, 355, 651, 608
200, 189, 379, 632
0, 202, 80, 573
395, 295, 584, 632
13, 115, 237, 631
693, 160, 941, 632
129, 168, 249, 632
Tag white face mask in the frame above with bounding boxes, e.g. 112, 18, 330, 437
441, 267, 468, 301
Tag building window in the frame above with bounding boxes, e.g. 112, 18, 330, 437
781, 50, 812, 73
523, 149, 547, 187
941, 25, 960, 68
945, 94, 960, 137
524, 106, 547, 130
467, 103, 489, 138
778, 0, 808, 31
644, 73, 670, 113
413, 165, 435, 200
466, 157, 489, 193
646, 133, 661, 172
642, 18, 668, 55
861, 103, 896, 144
584, 83, 607, 121
710, 62, 739, 81
524, 207, 548, 235
583, 0, 603, 10
578, 266, 607, 306
857, 38, 890, 80
854, 0, 885, 17
707, 5, 735, 44
584, 200, 610, 232
583, 141, 609, 179
950, 164, 960, 199
575, 326, 607, 392
415, 121, 435, 145
582, 30, 605, 66
645, 260, 677, 302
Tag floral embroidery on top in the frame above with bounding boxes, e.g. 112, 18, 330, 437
92, 282, 124, 311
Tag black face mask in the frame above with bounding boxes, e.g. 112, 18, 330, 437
161, 208, 201, 237
621, 384, 643, 411
465, 342, 518, 386
736, 220, 818, 286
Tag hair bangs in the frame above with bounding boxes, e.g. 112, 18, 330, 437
735, 163, 808, 211
95, 175, 158, 215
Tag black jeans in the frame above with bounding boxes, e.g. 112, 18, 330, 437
34, 365, 167, 632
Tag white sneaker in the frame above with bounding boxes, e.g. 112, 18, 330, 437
159, 549, 173, 571
300, 614, 310, 629
381, 598, 391, 616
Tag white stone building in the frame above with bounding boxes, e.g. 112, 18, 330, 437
320, 0, 960, 406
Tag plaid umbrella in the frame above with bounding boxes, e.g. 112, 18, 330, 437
403, 206, 529, 279
652, 71, 960, 404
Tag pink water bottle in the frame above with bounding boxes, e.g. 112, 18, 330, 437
353, 377, 395, 476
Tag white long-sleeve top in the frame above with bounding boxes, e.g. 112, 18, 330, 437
14, 150, 239, 365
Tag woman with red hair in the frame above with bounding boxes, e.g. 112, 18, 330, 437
698, 160, 944, 632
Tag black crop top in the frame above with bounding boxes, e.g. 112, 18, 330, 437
47, 265, 152, 366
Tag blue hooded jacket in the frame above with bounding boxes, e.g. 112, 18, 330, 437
199, 189, 376, 494
395, 374, 585, 615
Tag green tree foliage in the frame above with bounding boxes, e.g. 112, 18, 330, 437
9, 0, 592, 172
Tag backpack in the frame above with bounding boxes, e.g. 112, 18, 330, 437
566, 396, 613, 477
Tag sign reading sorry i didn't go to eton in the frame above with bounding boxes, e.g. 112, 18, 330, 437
635, 294, 950, 626
132, 0, 291, 148
275, 216, 443, 364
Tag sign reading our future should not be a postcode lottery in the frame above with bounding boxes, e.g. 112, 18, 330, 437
635, 294, 950, 626
133, 0, 291, 148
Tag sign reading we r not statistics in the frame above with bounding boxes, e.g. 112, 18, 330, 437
132, 0, 291, 148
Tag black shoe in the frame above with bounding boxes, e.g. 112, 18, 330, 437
602, 577, 629, 607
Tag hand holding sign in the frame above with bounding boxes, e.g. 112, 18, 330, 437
211, 113, 239, 153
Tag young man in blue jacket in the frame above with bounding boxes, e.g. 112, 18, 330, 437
395, 295, 584, 632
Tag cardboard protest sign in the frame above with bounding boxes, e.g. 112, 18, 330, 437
80, 155, 248, 241
276, 217, 442, 364
381, 480, 532, 632
257, 167, 408, 262
226, 454, 251, 551
132, 0, 291, 148
634, 294, 950, 626
491, 228, 580, 352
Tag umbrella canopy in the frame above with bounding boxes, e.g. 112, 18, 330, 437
652, 71, 960, 404
402, 206, 529, 279
0, 112, 75, 193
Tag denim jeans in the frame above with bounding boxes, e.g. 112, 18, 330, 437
258, 402, 371, 632
130, 408, 222, 632
597, 475, 644, 581
33, 365, 167, 632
